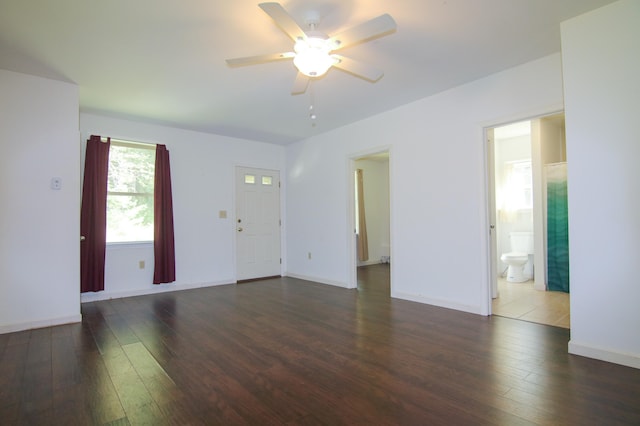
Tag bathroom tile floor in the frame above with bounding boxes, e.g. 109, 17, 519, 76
492, 277, 570, 328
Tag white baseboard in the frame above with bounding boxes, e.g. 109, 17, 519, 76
533, 282, 546, 291
357, 260, 384, 267
391, 290, 484, 316
0, 314, 82, 335
285, 272, 350, 289
81, 280, 234, 303
569, 340, 640, 369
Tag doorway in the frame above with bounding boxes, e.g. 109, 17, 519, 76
486, 113, 570, 328
235, 166, 281, 281
351, 151, 391, 293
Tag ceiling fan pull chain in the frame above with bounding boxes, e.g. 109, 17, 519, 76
309, 81, 317, 126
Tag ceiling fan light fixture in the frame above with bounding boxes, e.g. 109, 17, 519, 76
293, 37, 335, 77
226, 3, 397, 95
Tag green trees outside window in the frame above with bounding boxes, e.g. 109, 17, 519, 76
106, 143, 155, 243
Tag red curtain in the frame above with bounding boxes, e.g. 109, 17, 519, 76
80, 135, 110, 293
153, 144, 176, 284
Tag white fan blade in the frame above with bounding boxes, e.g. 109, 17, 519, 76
259, 2, 307, 42
332, 55, 384, 82
291, 72, 309, 95
328, 14, 396, 51
226, 52, 294, 67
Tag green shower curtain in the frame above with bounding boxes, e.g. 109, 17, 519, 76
546, 163, 570, 292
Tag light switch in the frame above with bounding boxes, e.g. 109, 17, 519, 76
219, 210, 227, 219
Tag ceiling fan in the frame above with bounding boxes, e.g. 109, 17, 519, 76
225, 2, 397, 95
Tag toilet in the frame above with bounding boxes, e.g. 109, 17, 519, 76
500, 231, 534, 282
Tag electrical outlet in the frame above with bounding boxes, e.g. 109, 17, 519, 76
139, 260, 145, 269
50, 177, 62, 190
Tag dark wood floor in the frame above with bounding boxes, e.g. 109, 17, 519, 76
2, 264, 639, 425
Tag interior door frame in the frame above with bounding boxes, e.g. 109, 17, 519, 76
347, 146, 392, 291
481, 106, 565, 314
485, 128, 498, 301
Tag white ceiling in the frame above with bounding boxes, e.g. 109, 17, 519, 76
0, 0, 615, 145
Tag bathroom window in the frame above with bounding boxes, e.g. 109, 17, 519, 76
504, 160, 533, 210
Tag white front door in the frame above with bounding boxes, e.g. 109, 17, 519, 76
236, 166, 281, 281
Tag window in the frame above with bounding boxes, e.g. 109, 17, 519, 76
244, 174, 256, 184
261, 176, 273, 185
504, 160, 533, 210
106, 141, 156, 243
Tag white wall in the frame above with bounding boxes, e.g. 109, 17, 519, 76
80, 113, 286, 301
0, 69, 81, 333
286, 53, 564, 314
561, 0, 640, 368
355, 158, 390, 266
540, 115, 566, 165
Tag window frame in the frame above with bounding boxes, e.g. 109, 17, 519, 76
106, 139, 157, 244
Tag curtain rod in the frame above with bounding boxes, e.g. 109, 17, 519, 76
96, 136, 156, 150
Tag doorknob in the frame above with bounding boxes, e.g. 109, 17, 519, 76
237, 227, 243, 232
